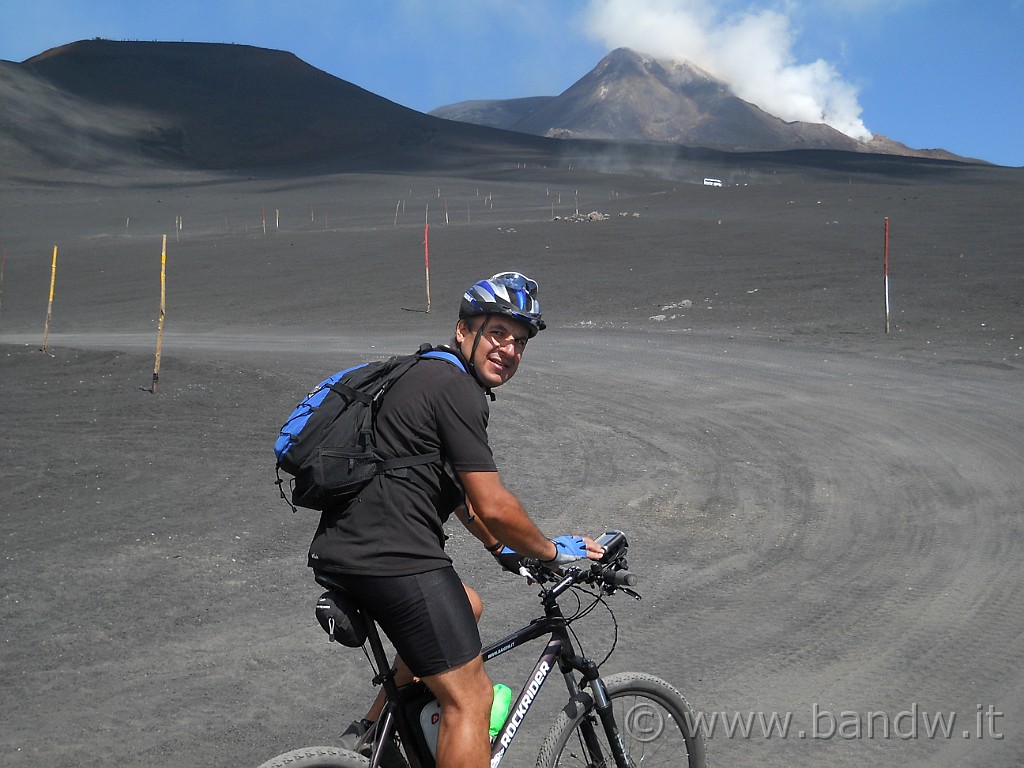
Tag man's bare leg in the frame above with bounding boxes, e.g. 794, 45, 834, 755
423, 654, 493, 768
361, 584, 484, 723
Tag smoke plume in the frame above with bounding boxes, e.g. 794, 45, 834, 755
583, 0, 872, 141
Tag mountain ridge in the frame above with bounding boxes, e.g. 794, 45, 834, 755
0, 39, 984, 180
2, 39, 556, 173
430, 47, 970, 162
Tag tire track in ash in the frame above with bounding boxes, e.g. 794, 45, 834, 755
498, 331, 1023, 768
12, 328, 1021, 767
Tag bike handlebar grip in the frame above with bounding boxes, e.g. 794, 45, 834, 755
611, 570, 637, 587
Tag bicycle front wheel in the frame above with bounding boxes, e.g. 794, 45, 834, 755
256, 745, 369, 768
536, 672, 708, 768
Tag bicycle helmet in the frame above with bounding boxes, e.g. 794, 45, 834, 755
460, 271, 546, 338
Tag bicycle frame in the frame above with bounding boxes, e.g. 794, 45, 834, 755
366, 568, 633, 768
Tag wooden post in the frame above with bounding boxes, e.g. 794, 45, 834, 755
151, 235, 167, 393
42, 245, 57, 355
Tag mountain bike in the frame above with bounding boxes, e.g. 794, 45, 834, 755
257, 530, 708, 768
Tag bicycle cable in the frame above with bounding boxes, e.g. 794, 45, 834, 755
564, 584, 620, 668
359, 643, 379, 682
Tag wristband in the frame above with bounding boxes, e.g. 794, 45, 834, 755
485, 541, 503, 553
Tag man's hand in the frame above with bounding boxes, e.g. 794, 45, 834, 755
491, 546, 525, 574
542, 535, 605, 567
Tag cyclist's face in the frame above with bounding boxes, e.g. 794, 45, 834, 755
457, 315, 530, 388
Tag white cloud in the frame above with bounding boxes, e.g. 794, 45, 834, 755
583, 0, 872, 141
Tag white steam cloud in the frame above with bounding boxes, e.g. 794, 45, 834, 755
583, 0, 872, 141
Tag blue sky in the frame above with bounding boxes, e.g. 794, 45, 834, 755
1, 0, 1021, 167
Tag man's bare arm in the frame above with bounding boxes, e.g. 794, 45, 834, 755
457, 471, 557, 560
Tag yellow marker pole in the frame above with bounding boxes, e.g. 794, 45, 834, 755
151, 235, 167, 393
42, 245, 57, 355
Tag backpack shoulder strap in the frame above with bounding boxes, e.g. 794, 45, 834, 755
327, 353, 421, 404
418, 344, 468, 373
370, 348, 462, 474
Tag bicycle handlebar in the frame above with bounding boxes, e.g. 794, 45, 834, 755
609, 568, 638, 587
520, 529, 637, 595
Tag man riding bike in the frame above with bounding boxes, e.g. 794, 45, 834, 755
307, 271, 603, 768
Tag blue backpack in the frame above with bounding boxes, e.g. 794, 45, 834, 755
274, 345, 465, 511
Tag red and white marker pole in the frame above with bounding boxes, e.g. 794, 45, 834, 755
0, 248, 6, 319
884, 217, 891, 334
424, 205, 431, 313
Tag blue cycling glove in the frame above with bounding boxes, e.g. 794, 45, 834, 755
543, 535, 588, 567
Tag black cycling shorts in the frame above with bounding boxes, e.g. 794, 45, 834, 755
325, 566, 481, 678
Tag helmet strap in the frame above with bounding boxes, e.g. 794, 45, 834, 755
467, 321, 496, 401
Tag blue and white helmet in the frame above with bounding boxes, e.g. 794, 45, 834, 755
460, 271, 546, 337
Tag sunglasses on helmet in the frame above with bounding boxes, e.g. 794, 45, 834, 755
490, 271, 539, 297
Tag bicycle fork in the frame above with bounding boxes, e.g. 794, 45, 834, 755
568, 659, 634, 768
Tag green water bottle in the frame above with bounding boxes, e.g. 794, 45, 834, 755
489, 684, 514, 739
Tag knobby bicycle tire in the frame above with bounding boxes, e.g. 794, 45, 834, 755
256, 745, 370, 768
535, 672, 708, 768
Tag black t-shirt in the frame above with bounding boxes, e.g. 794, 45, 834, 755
307, 349, 497, 576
